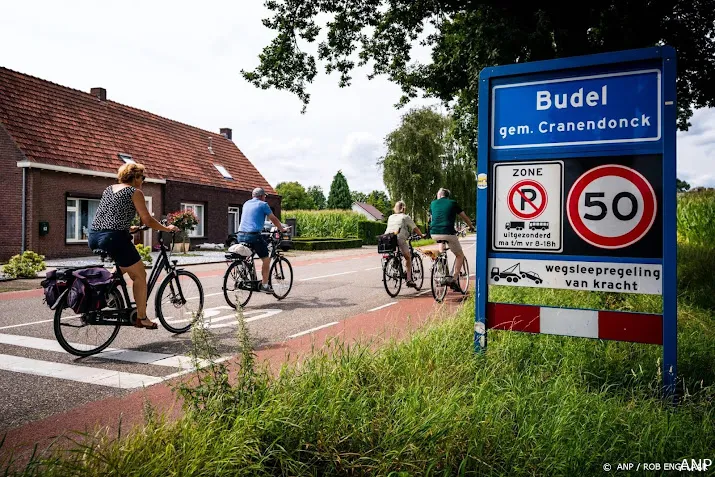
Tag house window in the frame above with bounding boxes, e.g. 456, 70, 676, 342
228, 207, 240, 234
66, 198, 100, 242
181, 203, 205, 237
118, 153, 135, 164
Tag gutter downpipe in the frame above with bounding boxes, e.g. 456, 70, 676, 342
21, 167, 26, 253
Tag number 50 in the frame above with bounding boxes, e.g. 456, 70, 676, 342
583, 192, 638, 221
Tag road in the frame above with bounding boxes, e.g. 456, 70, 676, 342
0, 237, 476, 433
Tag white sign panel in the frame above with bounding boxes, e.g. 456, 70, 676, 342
488, 258, 662, 295
493, 161, 563, 252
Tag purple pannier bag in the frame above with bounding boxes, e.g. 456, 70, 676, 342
41, 269, 74, 310
67, 268, 114, 314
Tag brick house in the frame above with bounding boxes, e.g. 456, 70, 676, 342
0, 67, 280, 261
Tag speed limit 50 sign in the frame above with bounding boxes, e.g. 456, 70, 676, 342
567, 164, 657, 249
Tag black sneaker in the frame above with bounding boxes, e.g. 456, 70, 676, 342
260, 283, 274, 294
406, 280, 416, 288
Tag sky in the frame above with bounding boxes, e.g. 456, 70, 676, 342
1, 0, 713, 193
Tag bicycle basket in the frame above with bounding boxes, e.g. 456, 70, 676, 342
377, 233, 397, 253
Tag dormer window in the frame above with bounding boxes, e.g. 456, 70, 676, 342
118, 153, 135, 164
214, 164, 233, 180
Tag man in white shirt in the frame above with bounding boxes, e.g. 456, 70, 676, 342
384, 201, 423, 288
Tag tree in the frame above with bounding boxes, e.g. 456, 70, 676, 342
366, 190, 391, 218
307, 185, 326, 209
275, 181, 315, 210
676, 178, 691, 193
379, 107, 448, 223
351, 191, 368, 203
327, 170, 353, 209
243, 2, 715, 139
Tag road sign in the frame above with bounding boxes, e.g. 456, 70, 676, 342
475, 46, 678, 400
508, 180, 548, 219
567, 164, 657, 249
493, 161, 563, 252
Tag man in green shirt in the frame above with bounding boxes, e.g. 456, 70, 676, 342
429, 188, 475, 290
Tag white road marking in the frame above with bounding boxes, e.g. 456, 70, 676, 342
368, 302, 398, 312
299, 271, 357, 282
0, 315, 79, 331
0, 354, 164, 389
164, 307, 283, 330
188, 292, 222, 301
417, 290, 432, 296
0, 333, 206, 368
287, 322, 339, 339
364, 267, 381, 271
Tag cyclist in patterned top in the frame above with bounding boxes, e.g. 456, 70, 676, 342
88, 163, 179, 329
384, 201, 423, 288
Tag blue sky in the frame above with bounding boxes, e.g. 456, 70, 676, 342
1, 0, 712, 192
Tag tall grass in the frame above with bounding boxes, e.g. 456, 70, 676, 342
677, 190, 715, 245
282, 210, 362, 238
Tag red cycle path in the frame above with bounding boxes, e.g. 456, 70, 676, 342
1, 287, 469, 465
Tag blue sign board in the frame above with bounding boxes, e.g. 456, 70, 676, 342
475, 47, 678, 400
492, 70, 661, 149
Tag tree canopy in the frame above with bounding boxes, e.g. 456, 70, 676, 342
275, 181, 316, 210
676, 178, 691, 193
307, 185, 327, 209
366, 190, 392, 218
351, 191, 368, 204
327, 170, 353, 209
244, 1, 715, 135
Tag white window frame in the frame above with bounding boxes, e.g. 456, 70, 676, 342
181, 203, 205, 238
228, 206, 240, 234
214, 164, 233, 180
66, 197, 101, 243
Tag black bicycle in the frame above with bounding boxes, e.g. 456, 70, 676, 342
381, 235, 425, 297
430, 239, 470, 303
222, 228, 294, 308
53, 226, 205, 357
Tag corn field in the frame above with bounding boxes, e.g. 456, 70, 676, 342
677, 190, 715, 246
282, 209, 362, 238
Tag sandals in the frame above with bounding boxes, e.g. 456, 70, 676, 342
134, 317, 159, 329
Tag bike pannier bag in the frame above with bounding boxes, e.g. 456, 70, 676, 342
41, 268, 74, 310
67, 267, 114, 313
377, 233, 397, 253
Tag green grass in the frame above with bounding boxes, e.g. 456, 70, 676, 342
412, 238, 436, 247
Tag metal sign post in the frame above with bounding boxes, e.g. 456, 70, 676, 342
474, 46, 677, 400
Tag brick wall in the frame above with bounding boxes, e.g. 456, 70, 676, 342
0, 124, 26, 262
164, 180, 281, 246
25, 170, 163, 259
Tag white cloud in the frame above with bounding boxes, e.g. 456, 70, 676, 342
677, 108, 715, 187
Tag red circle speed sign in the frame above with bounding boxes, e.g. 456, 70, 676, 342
507, 180, 548, 220
567, 165, 657, 249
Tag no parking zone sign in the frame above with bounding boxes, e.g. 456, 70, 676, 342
475, 47, 678, 398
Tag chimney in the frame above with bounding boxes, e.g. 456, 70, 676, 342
91, 87, 107, 101
220, 128, 232, 140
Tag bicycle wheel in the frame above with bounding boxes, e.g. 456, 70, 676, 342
54, 288, 122, 357
411, 253, 424, 291
458, 258, 470, 294
430, 256, 449, 303
270, 256, 293, 300
156, 270, 204, 334
223, 260, 254, 309
382, 255, 402, 297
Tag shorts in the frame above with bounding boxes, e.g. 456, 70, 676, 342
88, 230, 142, 268
237, 232, 269, 259
432, 234, 463, 257
396, 237, 410, 257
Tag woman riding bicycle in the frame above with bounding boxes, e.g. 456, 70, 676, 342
88, 163, 179, 329
384, 201, 423, 288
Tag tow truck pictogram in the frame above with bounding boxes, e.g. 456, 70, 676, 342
490, 263, 543, 284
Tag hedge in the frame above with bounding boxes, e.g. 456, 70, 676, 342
358, 221, 386, 245
282, 210, 362, 238
293, 238, 364, 251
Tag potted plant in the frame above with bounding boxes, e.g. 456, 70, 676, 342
167, 210, 199, 253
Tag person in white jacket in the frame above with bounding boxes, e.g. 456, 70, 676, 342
384, 201, 423, 288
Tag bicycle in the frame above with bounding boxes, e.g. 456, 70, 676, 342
53, 225, 205, 357
430, 239, 470, 303
222, 227, 294, 308
381, 235, 425, 297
